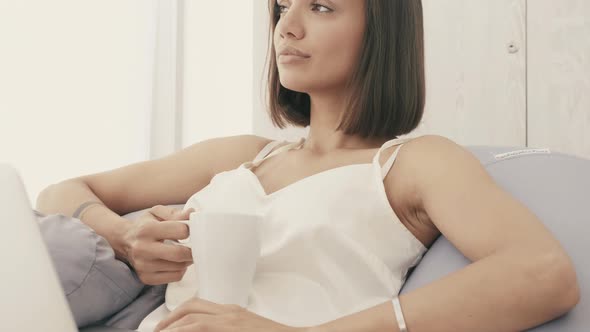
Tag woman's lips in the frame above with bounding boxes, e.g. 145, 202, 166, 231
278, 54, 311, 64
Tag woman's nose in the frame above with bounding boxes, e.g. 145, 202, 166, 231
277, 6, 305, 40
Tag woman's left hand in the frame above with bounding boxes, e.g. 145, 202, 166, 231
154, 297, 311, 332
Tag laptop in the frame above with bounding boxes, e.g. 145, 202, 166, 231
0, 163, 134, 332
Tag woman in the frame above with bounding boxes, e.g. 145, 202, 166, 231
37, 0, 580, 331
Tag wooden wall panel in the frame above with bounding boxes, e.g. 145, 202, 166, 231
527, 0, 590, 159
406, 0, 527, 147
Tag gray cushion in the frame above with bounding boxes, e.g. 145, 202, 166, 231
37, 214, 144, 328
38, 205, 189, 331
400, 146, 589, 331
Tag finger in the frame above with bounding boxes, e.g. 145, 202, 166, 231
151, 221, 190, 241
155, 310, 196, 331
157, 313, 200, 331
160, 209, 194, 223
156, 298, 227, 330
146, 242, 193, 263
148, 205, 178, 221
150, 205, 195, 221
143, 269, 187, 285
161, 323, 232, 332
142, 259, 192, 272
149, 205, 182, 220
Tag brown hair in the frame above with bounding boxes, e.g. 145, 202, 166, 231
265, 0, 425, 139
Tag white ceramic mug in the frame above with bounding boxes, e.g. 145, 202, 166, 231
172, 211, 262, 307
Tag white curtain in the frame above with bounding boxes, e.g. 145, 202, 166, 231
150, 0, 184, 159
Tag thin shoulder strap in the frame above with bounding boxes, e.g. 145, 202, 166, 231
252, 140, 286, 163
372, 138, 411, 180
248, 137, 305, 166
250, 137, 305, 168
381, 144, 405, 179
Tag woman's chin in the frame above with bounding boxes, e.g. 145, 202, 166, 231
279, 79, 314, 94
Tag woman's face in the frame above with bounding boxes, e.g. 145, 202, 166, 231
274, 0, 366, 94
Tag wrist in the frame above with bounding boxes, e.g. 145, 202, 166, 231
295, 325, 329, 332
305, 325, 329, 332
111, 218, 133, 262
302, 299, 401, 332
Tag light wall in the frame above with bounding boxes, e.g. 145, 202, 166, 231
0, 0, 258, 204
0, 0, 157, 204
181, 0, 255, 147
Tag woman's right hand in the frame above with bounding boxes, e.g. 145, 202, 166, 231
121, 205, 196, 285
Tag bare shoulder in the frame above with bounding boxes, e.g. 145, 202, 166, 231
389, 134, 506, 249
389, 134, 486, 209
399, 134, 477, 171
399, 134, 490, 196
207, 134, 276, 175
380, 135, 484, 243
380, 134, 462, 198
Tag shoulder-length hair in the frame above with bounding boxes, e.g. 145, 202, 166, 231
265, 0, 425, 139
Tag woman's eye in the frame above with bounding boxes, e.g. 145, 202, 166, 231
277, 3, 332, 15
311, 4, 331, 13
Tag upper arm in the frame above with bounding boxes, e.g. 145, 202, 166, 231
65, 134, 273, 216
408, 135, 568, 262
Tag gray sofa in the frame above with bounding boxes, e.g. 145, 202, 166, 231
83, 145, 588, 331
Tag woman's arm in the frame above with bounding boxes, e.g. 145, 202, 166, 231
313, 135, 580, 332
312, 247, 577, 332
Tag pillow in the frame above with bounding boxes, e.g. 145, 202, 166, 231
37, 213, 144, 328
39, 206, 183, 331
400, 146, 589, 331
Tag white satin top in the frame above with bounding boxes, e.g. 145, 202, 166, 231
138, 136, 427, 330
